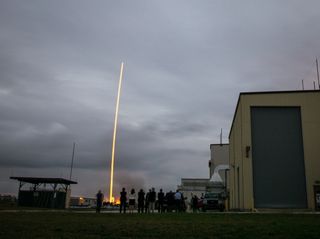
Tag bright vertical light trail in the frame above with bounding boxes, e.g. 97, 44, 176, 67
109, 62, 124, 203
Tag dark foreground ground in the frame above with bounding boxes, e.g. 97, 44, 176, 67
0, 211, 320, 239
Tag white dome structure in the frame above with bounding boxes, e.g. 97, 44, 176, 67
210, 164, 230, 183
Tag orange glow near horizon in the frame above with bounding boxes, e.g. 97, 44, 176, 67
109, 62, 124, 203
104, 197, 120, 205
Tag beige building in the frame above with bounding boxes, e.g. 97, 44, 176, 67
209, 144, 229, 181
178, 144, 229, 202
177, 178, 209, 200
228, 90, 320, 211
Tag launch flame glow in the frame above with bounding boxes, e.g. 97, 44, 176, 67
109, 62, 124, 203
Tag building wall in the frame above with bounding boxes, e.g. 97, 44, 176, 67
65, 188, 71, 209
228, 98, 247, 209
70, 196, 97, 207
229, 91, 320, 210
178, 178, 209, 201
209, 144, 229, 180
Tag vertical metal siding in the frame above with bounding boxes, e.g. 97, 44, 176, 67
251, 107, 307, 208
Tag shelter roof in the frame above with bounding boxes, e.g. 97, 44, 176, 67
10, 177, 77, 185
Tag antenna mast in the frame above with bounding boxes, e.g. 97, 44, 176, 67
69, 142, 76, 180
316, 58, 320, 90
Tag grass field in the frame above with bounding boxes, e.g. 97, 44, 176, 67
0, 211, 320, 239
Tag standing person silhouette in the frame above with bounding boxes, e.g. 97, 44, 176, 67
157, 189, 164, 213
120, 188, 127, 213
174, 190, 182, 212
128, 188, 136, 213
149, 188, 156, 213
138, 189, 145, 213
192, 194, 199, 213
96, 190, 103, 213
145, 189, 150, 213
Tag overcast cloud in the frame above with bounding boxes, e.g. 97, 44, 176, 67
1, 0, 320, 198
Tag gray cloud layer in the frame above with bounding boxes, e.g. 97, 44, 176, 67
1, 0, 320, 197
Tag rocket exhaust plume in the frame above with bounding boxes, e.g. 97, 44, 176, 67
109, 62, 124, 203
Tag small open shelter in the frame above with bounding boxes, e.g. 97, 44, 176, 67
10, 176, 77, 209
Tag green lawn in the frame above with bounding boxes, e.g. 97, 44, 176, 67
0, 212, 319, 239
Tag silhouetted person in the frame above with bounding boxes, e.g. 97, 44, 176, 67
145, 189, 150, 213
200, 193, 204, 200
120, 188, 127, 213
165, 191, 174, 212
128, 188, 136, 213
181, 192, 186, 212
96, 190, 103, 213
157, 188, 164, 213
174, 190, 182, 212
149, 188, 156, 213
192, 195, 199, 213
138, 189, 145, 213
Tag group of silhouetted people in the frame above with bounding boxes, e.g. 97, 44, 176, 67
95, 188, 187, 213
119, 187, 186, 213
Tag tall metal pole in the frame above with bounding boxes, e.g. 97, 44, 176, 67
109, 62, 124, 203
316, 58, 320, 90
69, 142, 76, 181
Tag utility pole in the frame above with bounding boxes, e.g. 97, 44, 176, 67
316, 58, 320, 90
69, 142, 76, 181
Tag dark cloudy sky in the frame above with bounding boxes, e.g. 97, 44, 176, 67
1, 0, 320, 198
